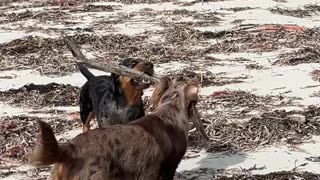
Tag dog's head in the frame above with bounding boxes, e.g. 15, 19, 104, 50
112, 58, 154, 90
150, 76, 198, 113
150, 76, 209, 140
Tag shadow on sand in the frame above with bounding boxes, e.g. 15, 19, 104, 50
175, 149, 248, 179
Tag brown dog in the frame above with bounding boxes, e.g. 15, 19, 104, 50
28, 76, 203, 180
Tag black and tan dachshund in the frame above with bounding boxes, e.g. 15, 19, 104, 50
79, 58, 154, 132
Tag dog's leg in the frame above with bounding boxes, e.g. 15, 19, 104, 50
80, 83, 94, 132
83, 112, 95, 133
160, 163, 179, 180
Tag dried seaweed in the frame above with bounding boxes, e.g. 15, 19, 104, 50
175, 168, 320, 180
0, 35, 75, 74
163, 25, 207, 46
111, 0, 172, 4
231, 19, 244, 24
270, 4, 320, 18
0, 33, 147, 55
159, 10, 222, 27
0, 83, 80, 108
273, 46, 320, 65
172, 68, 246, 87
0, 36, 64, 56
306, 156, 320, 163
245, 63, 265, 70
126, 42, 202, 63
221, 7, 255, 12
69, 4, 120, 12
204, 26, 320, 53
198, 90, 291, 121
310, 70, 320, 82
0, 10, 70, 24
0, 34, 148, 74
304, 4, 320, 12
190, 106, 320, 152
273, 0, 287, 2
162, 24, 221, 46
310, 90, 320, 98
218, 171, 320, 180
191, 12, 222, 26
176, 169, 320, 180
0, 0, 51, 7
269, 6, 312, 18
0, 167, 51, 179
0, 115, 80, 162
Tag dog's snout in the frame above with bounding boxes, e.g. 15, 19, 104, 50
144, 62, 153, 68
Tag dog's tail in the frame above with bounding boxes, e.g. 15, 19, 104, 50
78, 64, 95, 80
27, 120, 73, 167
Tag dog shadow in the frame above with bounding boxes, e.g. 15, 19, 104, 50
176, 148, 249, 179
178, 151, 247, 170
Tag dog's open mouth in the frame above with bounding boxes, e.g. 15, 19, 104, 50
130, 71, 154, 89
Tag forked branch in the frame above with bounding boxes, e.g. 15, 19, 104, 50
62, 33, 159, 84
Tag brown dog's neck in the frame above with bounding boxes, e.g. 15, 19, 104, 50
153, 104, 189, 138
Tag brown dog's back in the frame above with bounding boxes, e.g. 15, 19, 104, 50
69, 114, 186, 180
30, 114, 187, 180
70, 124, 162, 179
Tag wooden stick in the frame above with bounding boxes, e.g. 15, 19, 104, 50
62, 33, 159, 84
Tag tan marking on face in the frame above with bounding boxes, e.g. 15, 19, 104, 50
133, 62, 146, 72
119, 76, 142, 106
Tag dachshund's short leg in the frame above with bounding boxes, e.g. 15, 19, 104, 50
83, 112, 95, 133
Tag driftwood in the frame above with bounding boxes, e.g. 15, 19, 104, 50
62, 33, 159, 84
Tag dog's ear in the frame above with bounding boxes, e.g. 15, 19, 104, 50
150, 76, 171, 111
171, 75, 185, 86
185, 82, 199, 102
112, 59, 127, 80
111, 73, 120, 82
184, 82, 208, 140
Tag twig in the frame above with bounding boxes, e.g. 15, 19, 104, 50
292, 161, 308, 172
61, 32, 160, 84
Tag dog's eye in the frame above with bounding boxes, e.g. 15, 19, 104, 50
130, 61, 137, 66
177, 76, 184, 81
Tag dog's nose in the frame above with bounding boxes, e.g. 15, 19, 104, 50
144, 62, 153, 68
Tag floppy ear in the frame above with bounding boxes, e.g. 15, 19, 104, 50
111, 73, 120, 86
111, 73, 119, 79
150, 76, 171, 111
111, 59, 127, 80
185, 83, 199, 102
171, 75, 186, 86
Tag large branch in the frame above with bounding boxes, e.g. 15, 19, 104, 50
62, 33, 159, 84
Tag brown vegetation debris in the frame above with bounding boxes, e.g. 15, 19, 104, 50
0, 83, 80, 108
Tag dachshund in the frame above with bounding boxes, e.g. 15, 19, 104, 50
28, 76, 205, 180
79, 58, 154, 133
